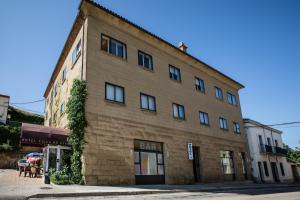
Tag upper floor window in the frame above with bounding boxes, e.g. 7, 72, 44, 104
62, 67, 67, 83
140, 93, 156, 111
219, 117, 228, 130
215, 87, 223, 100
72, 40, 81, 65
172, 103, 185, 120
233, 122, 241, 133
227, 92, 237, 105
138, 51, 153, 70
199, 111, 209, 125
169, 65, 181, 82
105, 82, 125, 103
195, 77, 205, 93
54, 84, 58, 96
267, 137, 271, 146
275, 139, 278, 147
101, 34, 126, 59
60, 101, 65, 114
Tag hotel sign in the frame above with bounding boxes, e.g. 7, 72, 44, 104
187, 143, 193, 160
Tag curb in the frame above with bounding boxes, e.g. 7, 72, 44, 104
25, 184, 300, 199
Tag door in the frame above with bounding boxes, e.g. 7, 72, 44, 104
271, 162, 280, 182
258, 162, 264, 183
192, 146, 201, 182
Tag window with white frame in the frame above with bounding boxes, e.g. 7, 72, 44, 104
195, 77, 205, 93
140, 93, 156, 111
105, 82, 125, 103
219, 117, 228, 130
169, 65, 181, 81
227, 92, 237, 105
172, 103, 185, 120
215, 87, 223, 100
233, 122, 240, 133
138, 51, 153, 70
72, 40, 81, 65
101, 34, 126, 59
199, 111, 209, 125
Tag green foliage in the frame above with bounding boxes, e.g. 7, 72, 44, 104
49, 166, 73, 185
66, 79, 87, 184
284, 144, 300, 163
8, 106, 44, 126
0, 125, 20, 152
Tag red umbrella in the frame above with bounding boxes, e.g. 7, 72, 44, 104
27, 157, 41, 164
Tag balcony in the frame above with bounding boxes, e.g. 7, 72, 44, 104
259, 144, 287, 156
274, 146, 288, 156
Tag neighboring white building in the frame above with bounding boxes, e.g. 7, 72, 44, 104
244, 118, 293, 183
0, 94, 10, 124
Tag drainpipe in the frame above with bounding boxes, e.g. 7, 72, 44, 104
80, 12, 86, 81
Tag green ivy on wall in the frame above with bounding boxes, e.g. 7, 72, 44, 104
66, 79, 87, 184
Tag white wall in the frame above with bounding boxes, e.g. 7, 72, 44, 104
244, 120, 293, 183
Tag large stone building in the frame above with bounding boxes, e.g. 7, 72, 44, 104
0, 94, 10, 124
244, 119, 293, 183
44, 0, 250, 185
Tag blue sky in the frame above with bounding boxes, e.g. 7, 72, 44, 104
0, 0, 299, 147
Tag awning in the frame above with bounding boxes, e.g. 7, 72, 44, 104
20, 123, 69, 147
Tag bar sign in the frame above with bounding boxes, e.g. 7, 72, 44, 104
187, 143, 193, 160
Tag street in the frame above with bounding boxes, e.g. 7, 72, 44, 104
29, 186, 300, 200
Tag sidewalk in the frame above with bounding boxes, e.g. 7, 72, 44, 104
0, 169, 298, 200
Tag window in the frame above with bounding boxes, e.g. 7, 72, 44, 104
60, 101, 65, 114
263, 161, 269, 176
219, 117, 228, 130
140, 93, 156, 111
72, 40, 81, 65
220, 151, 235, 175
169, 65, 181, 82
227, 92, 237, 105
199, 111, 209, 125
101, 34, 126, 59
275, 140, 278, 147
105, 82, 125, 103
138, 51, 153, 70
280, 162, 285, 176
134, 140, 164, 176
233, 122, 241, 133
267, 137, 271, 146
195, 77, 205, 93
172, 103, 185, 120
215, 87, 223, 100
54, 84, 58, 96
62, 67, 67, 83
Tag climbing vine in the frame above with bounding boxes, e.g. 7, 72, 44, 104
66, 79, 87, 184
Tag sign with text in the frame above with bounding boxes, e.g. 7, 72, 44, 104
187, 143, 193, 160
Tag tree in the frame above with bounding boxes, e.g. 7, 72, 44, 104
284, 144, 300, 163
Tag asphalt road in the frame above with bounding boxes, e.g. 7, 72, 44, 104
29, 186, 300, 200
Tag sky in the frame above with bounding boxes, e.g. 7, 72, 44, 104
0, 0, 299, 147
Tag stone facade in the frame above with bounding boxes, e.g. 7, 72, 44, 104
0, 95, 10, 124
44, 0, 251, 185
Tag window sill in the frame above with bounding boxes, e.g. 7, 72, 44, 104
200, 123, 210, 127
169, 78, 182, 84
138, 65, 154, 73
173, 117, 186, 122
101, 50, 127, 62
220, 128, 229, 131
105, 99, 126, 106
140, 108, 157, 115
196, 89, 205, 94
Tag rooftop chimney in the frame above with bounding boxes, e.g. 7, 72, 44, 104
178, 41, 187, 53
